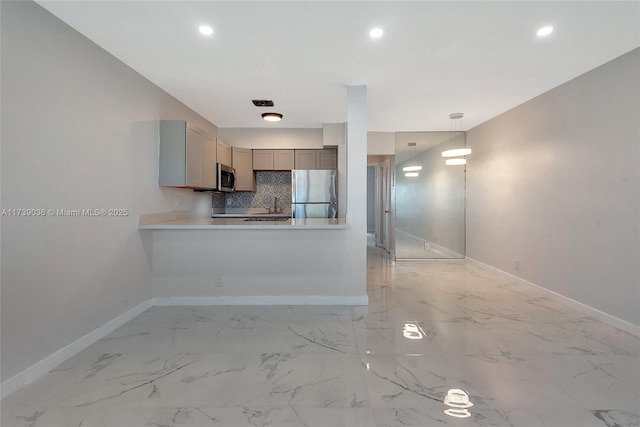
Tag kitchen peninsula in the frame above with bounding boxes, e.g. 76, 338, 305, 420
138, 210, 361, 306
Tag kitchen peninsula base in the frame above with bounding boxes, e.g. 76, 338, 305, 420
139, 213, 366, 306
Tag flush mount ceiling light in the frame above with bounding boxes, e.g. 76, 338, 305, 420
443, 113, 471, 166
369, 27, 384, 39
537, 26, 554, 37
403, 142, 422, 176
262, 112, 283, 122
198, 25, 214, 36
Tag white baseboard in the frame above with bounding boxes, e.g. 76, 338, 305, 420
465, 257, 640, 338
1, 299, 152, 399
153, 295, 369, 306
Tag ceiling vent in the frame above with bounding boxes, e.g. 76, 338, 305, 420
252, 99, 274, 107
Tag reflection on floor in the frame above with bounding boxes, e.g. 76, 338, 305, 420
395, 229, 464, 260
2, 242, 639, 426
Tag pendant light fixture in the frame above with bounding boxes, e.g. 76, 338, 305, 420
442, 113, 470, 165
445, 158, 466, 166
403, 142, 422, 177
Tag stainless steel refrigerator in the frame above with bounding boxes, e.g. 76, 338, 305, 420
291, 170, 337, 218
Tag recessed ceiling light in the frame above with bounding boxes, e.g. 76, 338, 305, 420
536, 26, 554, 37
199, 25, 214, 36
369, 28, 383, 39
262, 112, 283, 122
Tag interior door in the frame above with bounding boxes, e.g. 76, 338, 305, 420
375, 159, 391, 253
381, 159, 391, 253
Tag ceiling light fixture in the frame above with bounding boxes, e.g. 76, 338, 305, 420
442, 113, 470, 166
403, 142, 422, 176
369, 28, 383, 39
442, 148, 472, 157
537, 26, 554, 37
198, 25, 214, 36
262, 112, 283, 122
445, 158, 467, 166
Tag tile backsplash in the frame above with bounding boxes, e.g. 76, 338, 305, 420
223, 171, 292, 210
212, 193, 225, 209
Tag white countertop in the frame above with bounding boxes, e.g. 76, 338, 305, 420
139, 217, 348, 230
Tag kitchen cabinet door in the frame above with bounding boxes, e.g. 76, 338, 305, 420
317, 148, 337, 170
294, 150, 317, 169
233, 147, 256, 191
185, 125, 204, 187
217, 138, 232, 167
202, 133, 217, 188
273, 150, 294, 170
252, 150, 273, 170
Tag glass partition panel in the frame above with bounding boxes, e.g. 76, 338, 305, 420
395, 132, 466, 259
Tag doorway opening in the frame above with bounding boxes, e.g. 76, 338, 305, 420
367, 155, 395, 257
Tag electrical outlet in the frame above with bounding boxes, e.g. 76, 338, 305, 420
215, 275, 224, 287
175, 196, 182, 208
514, 259, 520, 270
226, 198, 232, 207
424, 242, 430, 250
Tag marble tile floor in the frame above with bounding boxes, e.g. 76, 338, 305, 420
2, 242, 639, 426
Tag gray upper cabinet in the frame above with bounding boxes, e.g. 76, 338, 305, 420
217, 138, 232, 167
252, 150, 273, 170
294, 148, 337, 170
232, 147, 256, 191
273, 150, 295, 170
317, 148, 337, 169
202, 133, 217, 188
294, 150, 316, 169
253, 149, 294, 170
159, 120, 217, 190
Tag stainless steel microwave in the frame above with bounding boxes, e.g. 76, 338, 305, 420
216, 163, 235, 192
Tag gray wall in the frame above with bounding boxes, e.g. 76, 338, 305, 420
466, 48, 640, 327
1, 1, 217, 381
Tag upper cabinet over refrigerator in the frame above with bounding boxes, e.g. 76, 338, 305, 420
291, 170, 337, 218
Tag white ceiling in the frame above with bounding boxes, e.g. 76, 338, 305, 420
36, 1, 639, 132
